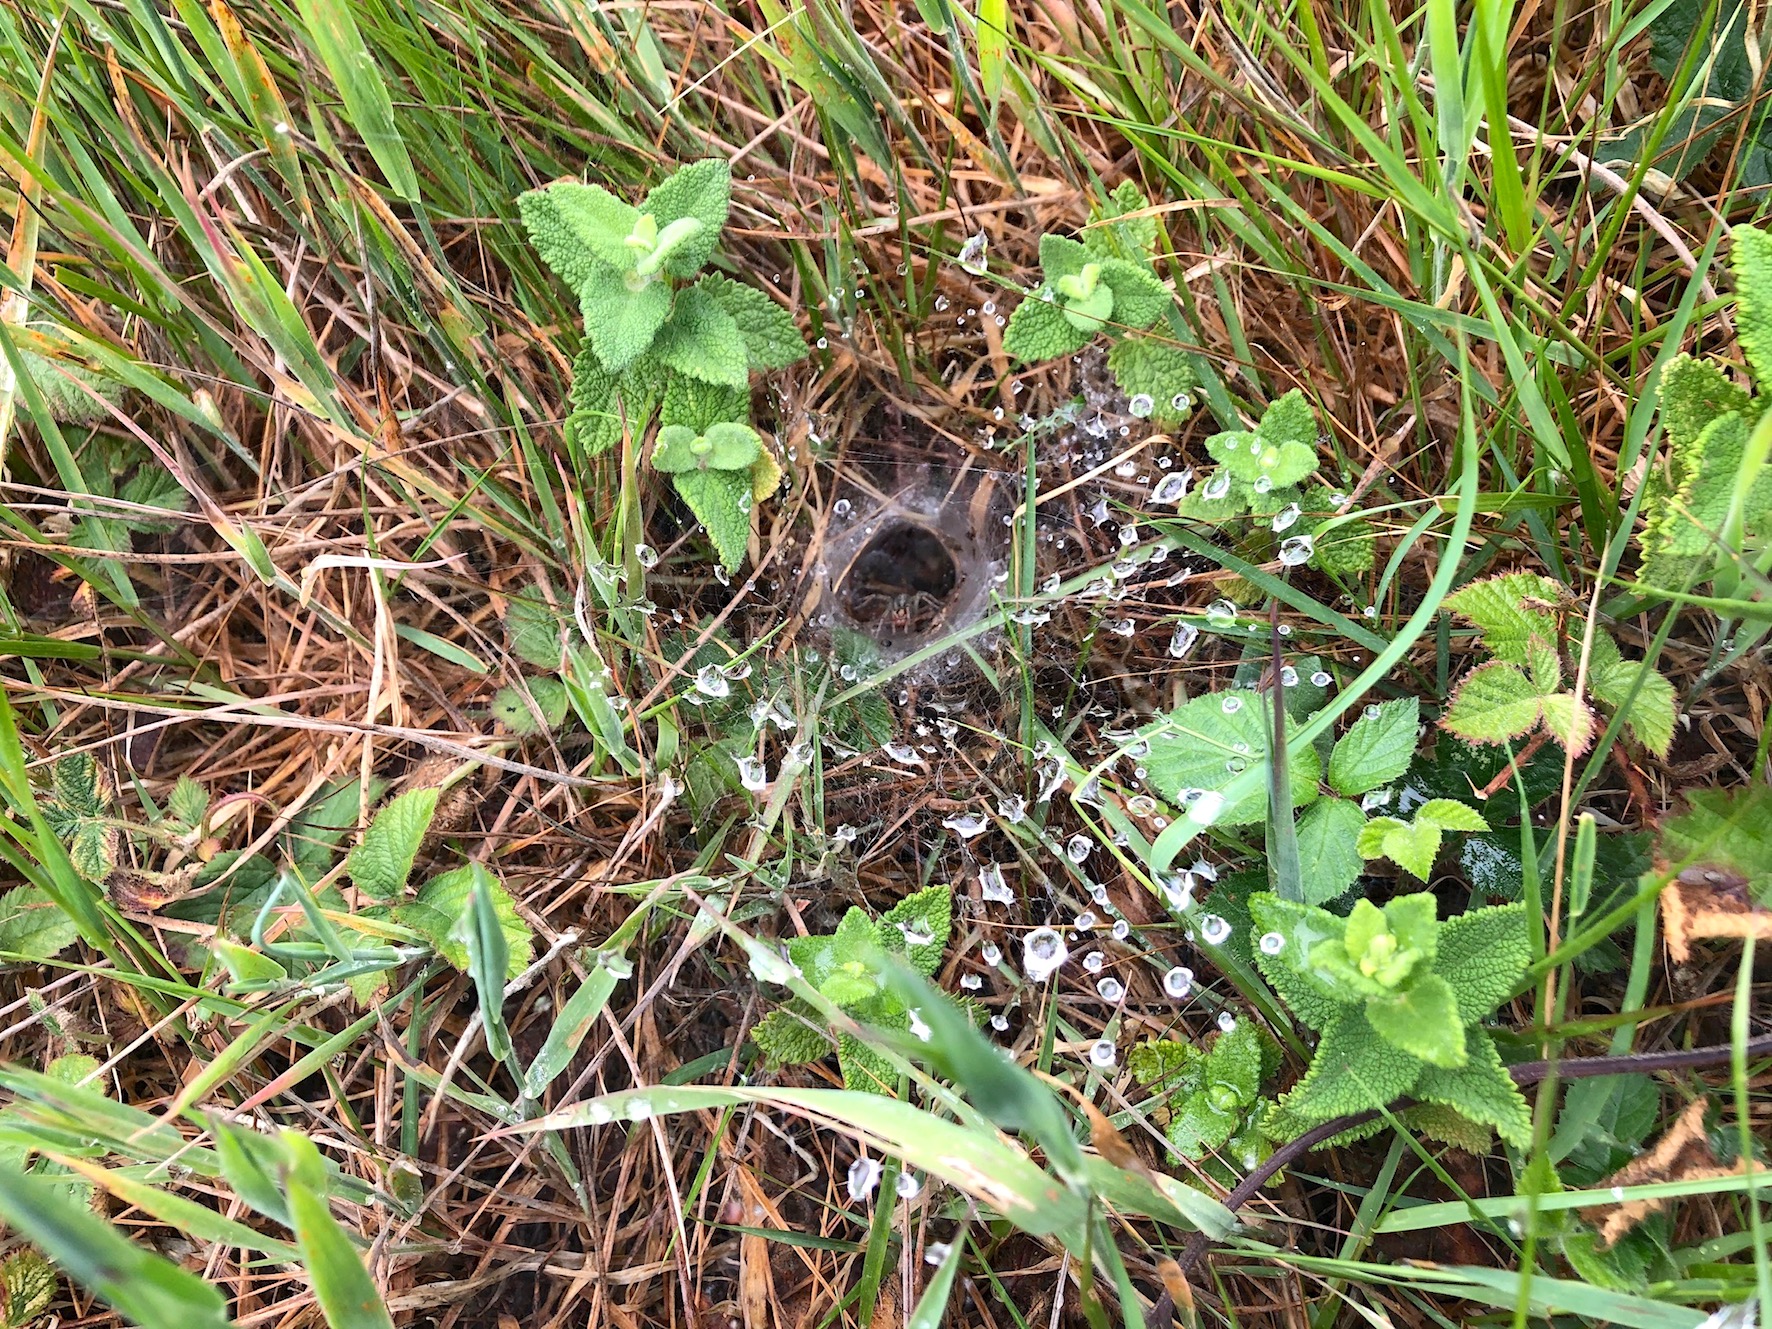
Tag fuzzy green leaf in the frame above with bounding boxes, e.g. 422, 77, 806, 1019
1435, 902, 1530, 1016
491, 677, 570, 734
837, 1033, 899, 1094
1128, 1039, 1206, 1092
1249, 894, 1360, 1029
652, 421, 761, 472
1097, 258, 1169, 329
1733, 223, 1772, 383
399, 865, 532, 979
1083, 181, 1158, 261
751, 1007, 831, 1068
1274, 1005, 1424, 1125
660, 371, 748, 433
52, 754, 105, 820
1537, 690, 1596, 755
67, 821, 115, 881
875, 884, 951, 978
1364, 973, 1466, 1067
1411, 1025, 1532, 1146
1168, 1093, 1241, 1156
1002, 291, 1091, 361
1138, 689, 1322, 827
165, 774, 210, 830
1293, 796, 1367, 904
1037, 232, 1092, 281
577, 264, 672, 372
1303, 485, 1377, 576
640, 159, 731, 278
0, 885, 80, 960
652, 285, 751, 387
517, 182, 640, 286
1418, 798, 1488, 832
1206, 391, 1318, 487
1358, 814, 1442, 879
1255, 388, 1319, 450
1105, 337, 1195, 424
345, 787, 440, 900
673, 467, 754, 573
565, 347, 666, 458
1328, 698, 1419, 796
1658, 353, 1749, 453
696, 273, 808, 369
505, 593, 564, 670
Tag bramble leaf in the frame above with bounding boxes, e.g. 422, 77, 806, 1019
166, 775, 210, 830
345, 787, 440, 900
1585, 635, 1676, 757
1328, 698, 1419, 796
1293, 796, 1366, 904
1358, 815, 1441, 879
1138, 689, 1322, 827
399, 865, 533, 979
673, 467, 754, 573
491, 677, 570, 734
652, 285, 751, 387
1442, 572, 1564, 665
1441, 661, 1551, 745
696, 273, 809, 369
53, 754, 106, 820
0, 885, 80, 960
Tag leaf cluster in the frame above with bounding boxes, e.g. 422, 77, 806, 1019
1439, 572, 1675, 757
1250, 891, 1533, 1147
519, 160, 810, 571
750, 884, 953, 1092
1127, 1020, 1279, 1183
1001, 183, 1198, 426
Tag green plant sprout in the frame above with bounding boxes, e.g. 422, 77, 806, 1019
519, 159, 809, 572
1638, 225, 1772, 606
1002, 183, 1198, 425
1249, 891, 1533, 1147
1166, 388, 1378, 583
1127, 1019, 1279, 1184
750, 884, 953, 1091
1139, 690, 1487, 903
1439, 572, 1675, 758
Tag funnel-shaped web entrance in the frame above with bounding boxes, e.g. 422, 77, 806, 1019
841, 521, 960, 639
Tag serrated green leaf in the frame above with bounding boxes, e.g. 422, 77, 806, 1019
345, 787, 440, 900
517, 182, 641, 287
1537, 691, 1596, 755
1435, 902, 1530, 1016
1364, 973, 1466, 1067
653, 421, 760, 472
1127, 1039, 1205, 1091
1441, 661, 1547, 745
1658, 353, 1749, 454
67, 820, 115, 881
751, 1007, 831, 1068
1357, 814, 1442, 879
398, 865, 532, 979
1105, 337, 1195, 424
1293, 797, 1366, 904
673, 467, 754, 573
1442, 572, 1564, 664
1304, 485, 1377, 576
876, 884, 952, 977
1082, 181, 1158, 261
1167, 1092, 1240, 1156
1586, 635, 1677, 757
1249, 894, 1358, 1029
1138, 690, 1321, 827
1328, 698, 1419, 796
1733, 224, 1772, 383
640, 159, 731, 278
1417, 798, 1488, 833
1411, 1026, 1532, 1146
577, 264, 672, 372
52, 754, 105, 819
1002, 291, 1091, 362
1273, 1006, 1424, 1125
1255, 389, 1318, 449
505, 593, 564, 670
652, 285, 751, 387
166, 774, 209, 830
0, 885, 79, 960
696, 273, 808, 369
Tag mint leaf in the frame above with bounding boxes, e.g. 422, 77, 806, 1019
696, 274, 808, 369
1003, 290, 1091, 361
875, 884, 951, 977
673, 468, 754, 573
653, 422, 761, 472
517, 182, 640, 287
1304, 485, 1377, 576
1658, 353, 1749, 453
505, 592, 563, 670
1327, 698, 1419, 796
751, 1007, 830, 1068
1412, 1026, 1532, 1146
577, 264, 672, 372
346, 787, 441, 900
1138, 689, 1322, 827
0, 885, 79, 960
1734, 223, 1772, 383
1168, 1094, 1240, 1155
1273, 1005, 1423, 1125
1364, 974, 1466, 1068
1435, 902, 1530, 1016
1293, 796, 1366, 904
1082, 181, 1159, 261
640, 159, 731, 278
565, 348, 665, 458
1105, 337, 1195, 424
660, 371, 748, 433
1206, 391, 1318, 487
1097, 258, 1169, 329
652, 285, 750, 387
399, 865, 533, 979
